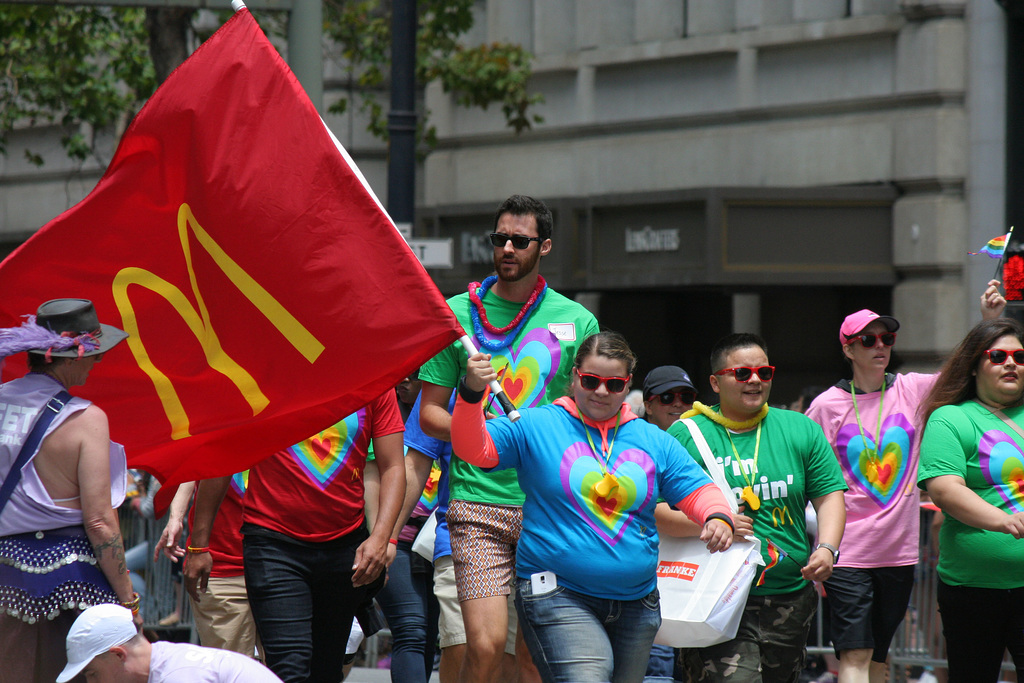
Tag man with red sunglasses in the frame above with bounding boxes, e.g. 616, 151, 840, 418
804, 281, 1006, 683
668, 332, 848, 683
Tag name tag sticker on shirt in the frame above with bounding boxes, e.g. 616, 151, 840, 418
531, 571, 557, 595
548, 323, 576, 341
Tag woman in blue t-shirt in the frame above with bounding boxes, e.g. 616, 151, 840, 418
451, 331, 734, 683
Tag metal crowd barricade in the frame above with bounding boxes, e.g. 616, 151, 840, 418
118, 504, 196, 641
806, 506, 1014, 681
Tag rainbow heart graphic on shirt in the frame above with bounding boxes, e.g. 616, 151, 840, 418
287, 409, 364, 490
836, 414, 915, 508
418, 462, 443, 512
979, 430, 1024, 513
560, 442, 655, 545
487, 327, 562, 412
229, 470, 249, 497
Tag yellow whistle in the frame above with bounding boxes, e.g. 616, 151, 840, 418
741, 486, 761, 511
594, 472, 619, 498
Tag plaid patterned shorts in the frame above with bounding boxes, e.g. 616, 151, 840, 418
447, 500, 523, 601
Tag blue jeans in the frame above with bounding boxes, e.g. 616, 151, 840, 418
644, 644, 675, 682
515, 577, 661, 683
243, 524, 384, 683
375, 541, 439, 683
124, 541, 148, 599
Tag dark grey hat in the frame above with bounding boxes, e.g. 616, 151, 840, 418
32, 298, 128, 358
642, 365, 696, 399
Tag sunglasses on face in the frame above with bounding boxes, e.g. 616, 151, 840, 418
576, 369, 631, 393
984, 348, 1024, 365
652, 390, 697, 405
489, 233, 543, 250
713, 365, 775, 382
846, 332, 897, 348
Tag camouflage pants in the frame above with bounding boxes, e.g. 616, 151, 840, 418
689, 583, 818, 683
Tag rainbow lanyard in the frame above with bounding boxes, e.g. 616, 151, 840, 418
850, 379, 886, 463
581, 412, 622, 498
725, 421, 762, 511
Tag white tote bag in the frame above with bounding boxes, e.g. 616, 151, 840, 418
654, 418, 765, 648
411, 509, 438, 561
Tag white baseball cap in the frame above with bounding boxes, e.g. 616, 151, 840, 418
58, 604, 138, 682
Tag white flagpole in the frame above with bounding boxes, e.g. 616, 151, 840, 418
459, 335, 521, 422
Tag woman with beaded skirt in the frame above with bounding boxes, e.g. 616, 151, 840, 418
0, 299, 140, 683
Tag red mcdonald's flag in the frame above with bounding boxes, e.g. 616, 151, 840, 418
0, 8, 462, 499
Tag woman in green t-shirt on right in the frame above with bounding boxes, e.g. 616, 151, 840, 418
918, 317, 1024, 682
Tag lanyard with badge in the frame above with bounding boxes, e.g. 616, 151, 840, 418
850, 379, 885, 472
725, 422, 762, 510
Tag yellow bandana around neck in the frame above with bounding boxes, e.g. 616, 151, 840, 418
679, 401, 769, 431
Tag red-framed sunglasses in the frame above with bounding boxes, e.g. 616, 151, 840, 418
846, 332, 897, 348
575, 369, 631, 393
984, 348, 1024, 365
713, 366, 775, 382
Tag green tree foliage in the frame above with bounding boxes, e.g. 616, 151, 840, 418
325, 0, 543, 146
0, 1, 542, 165
0, 4, 157, 165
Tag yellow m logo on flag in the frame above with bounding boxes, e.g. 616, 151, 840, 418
112, 203, 325, 440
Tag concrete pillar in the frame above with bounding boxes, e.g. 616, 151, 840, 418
966, 0, 1007, 321
576, 292, 602, 320
287, 0, 323, 112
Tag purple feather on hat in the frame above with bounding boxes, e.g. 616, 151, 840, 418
0, 315, 100, 358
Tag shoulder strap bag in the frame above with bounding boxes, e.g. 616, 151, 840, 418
0, 390, 73, 518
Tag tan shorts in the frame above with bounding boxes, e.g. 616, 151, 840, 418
189, 574, 262, 660
447, 500, 522, 602
434, 555, 517, 653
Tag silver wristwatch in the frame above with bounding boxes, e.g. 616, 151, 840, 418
814, 542, 839, 564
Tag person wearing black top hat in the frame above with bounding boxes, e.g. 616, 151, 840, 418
0, 298, 138, 683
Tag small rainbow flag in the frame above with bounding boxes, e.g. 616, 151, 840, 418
418, 462, 443, 511
969, 233, 1010, 258
756, 538, 787, 587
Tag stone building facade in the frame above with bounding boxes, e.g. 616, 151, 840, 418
0, 0, 1012, 402
415, 0, 1010, 400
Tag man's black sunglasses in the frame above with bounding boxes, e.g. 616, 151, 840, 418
489, 233, 543, 250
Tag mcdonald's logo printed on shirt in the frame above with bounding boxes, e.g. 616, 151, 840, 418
0, 8, 461, 505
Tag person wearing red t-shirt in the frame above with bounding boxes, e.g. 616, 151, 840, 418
184, 391, 406, 683
155, 473, 259, 659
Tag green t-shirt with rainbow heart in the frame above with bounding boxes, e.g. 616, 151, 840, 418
419, 286, 599, 506
917, 401, 1024, 589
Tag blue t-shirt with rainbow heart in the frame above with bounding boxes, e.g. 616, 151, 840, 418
485, 403, 713, 600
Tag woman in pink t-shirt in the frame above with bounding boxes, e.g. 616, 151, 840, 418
805, 282, 1005, 683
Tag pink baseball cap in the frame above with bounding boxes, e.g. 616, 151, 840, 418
839, 309, 899, 345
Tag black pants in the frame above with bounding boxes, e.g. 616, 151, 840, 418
937, 579, 1024, 683
243, 524, 384, 683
